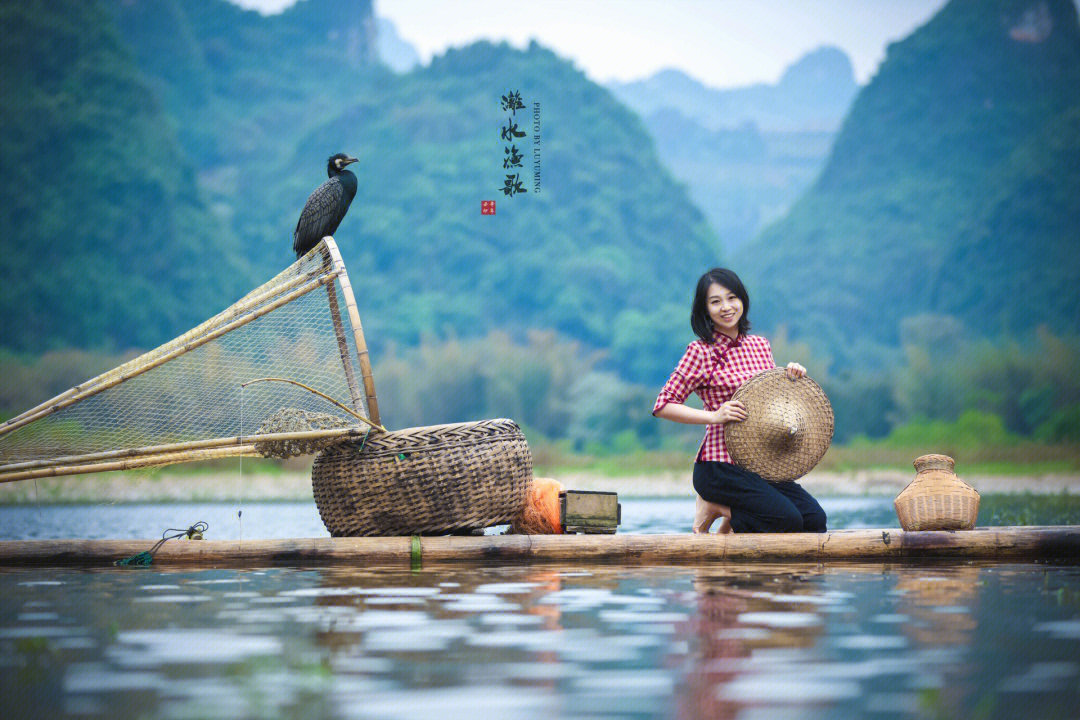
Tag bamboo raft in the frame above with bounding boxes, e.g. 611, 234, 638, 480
2, 526, 1077, 568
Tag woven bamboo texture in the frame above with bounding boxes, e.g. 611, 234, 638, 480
311, 418, 532, 536
725, 368, 834, 481
894, 454, 980, 531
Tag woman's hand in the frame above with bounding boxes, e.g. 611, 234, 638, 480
712, 400, 748, 424
786, 362, 806, 379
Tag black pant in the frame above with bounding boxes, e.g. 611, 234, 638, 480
693, 461, 827, 533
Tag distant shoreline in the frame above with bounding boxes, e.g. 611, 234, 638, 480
1, 469, 1076, 505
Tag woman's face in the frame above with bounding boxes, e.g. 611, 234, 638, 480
707, 282, 743, 338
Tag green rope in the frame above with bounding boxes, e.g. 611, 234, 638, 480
410, 535, 422, 572
114, 550, 155, 567
115, 522, 208, 567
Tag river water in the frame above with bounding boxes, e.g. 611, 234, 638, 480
1, 499, 1078, 719
0, 496, 897, 540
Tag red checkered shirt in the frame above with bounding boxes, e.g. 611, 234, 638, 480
652, 332, 776, 462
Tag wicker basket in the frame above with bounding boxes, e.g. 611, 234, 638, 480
894, 454, 979, 531
311, 418, 532, 536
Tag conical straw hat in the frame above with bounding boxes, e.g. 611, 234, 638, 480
725, 367, 834, 482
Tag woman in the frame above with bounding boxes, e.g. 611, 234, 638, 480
653, 268, 827, 534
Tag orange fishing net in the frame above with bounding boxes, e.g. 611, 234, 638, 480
509, 477, 565, 534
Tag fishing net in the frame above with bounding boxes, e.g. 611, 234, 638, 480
0, 239, 380, 481
255, 408, 355, 459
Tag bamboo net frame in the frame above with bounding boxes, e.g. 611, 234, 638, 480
2, 273, 337, 438
2, 269, 319, 434
0, 238, 381, 481
323, 237, 381, 425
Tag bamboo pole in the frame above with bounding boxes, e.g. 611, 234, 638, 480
322, 238, 381, 427
420, 527, 1080, 563
318, 240, 365, 414
325, 279, 366, 415
0, 537, 413, 568
239, 378, 384, 431
0, 427, 369, 478
1, 527, 1077, 568
0, 273, 338, 438
1, 267, 325, 434
0, 445, 259, 482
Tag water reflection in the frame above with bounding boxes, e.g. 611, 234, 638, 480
1, 562, 1079, 719
894, 565, 980, 647
678, 565, 830, 719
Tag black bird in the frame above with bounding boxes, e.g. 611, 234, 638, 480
293, 153, 360, 258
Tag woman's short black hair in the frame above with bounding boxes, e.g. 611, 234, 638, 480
690, 268, 751, 343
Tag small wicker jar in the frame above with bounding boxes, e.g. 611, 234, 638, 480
894, 454, 979, 531
311, 418, 532, 536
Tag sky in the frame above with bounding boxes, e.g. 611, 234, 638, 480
231, 0, 949, 87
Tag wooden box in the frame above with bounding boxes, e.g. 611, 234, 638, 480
559, 490, 620, 534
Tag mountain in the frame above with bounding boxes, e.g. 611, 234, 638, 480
377, 16, 421, 72
640, 108, 835, 253
110, 0, 390, 272
116, 2, 720, 374
4, 1, 718, 387
110, 0, 378, 170
738, 0, 1080, 360
607, 47, 858, 133
0, 0, 248, 352
263, 40, 720, 381
610, 49, 855, 252
113, 1, 718, 366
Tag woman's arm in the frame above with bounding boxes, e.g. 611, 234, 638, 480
655, 400, 747, 425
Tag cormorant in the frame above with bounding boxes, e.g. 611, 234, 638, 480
293, 153, 359, 258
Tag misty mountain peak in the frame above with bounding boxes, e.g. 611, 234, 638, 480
778, 46, 856, 92
609, 46, 859, 133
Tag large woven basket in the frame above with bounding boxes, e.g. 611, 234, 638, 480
311, 418, 532, 536
894, 454, 979, 531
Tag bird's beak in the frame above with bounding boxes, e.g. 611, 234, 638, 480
344, 156, 359, 166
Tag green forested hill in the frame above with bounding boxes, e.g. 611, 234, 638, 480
108, 0, 392, 286
4, 0, 1077, 447
110, 0, 378, 170
109, 0, 720, 383
0, 0, 248, 352
3, 0, 718, 382
739, 0, 1080, 358
935, 104, 1080, 334
265, 41, 719, 378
